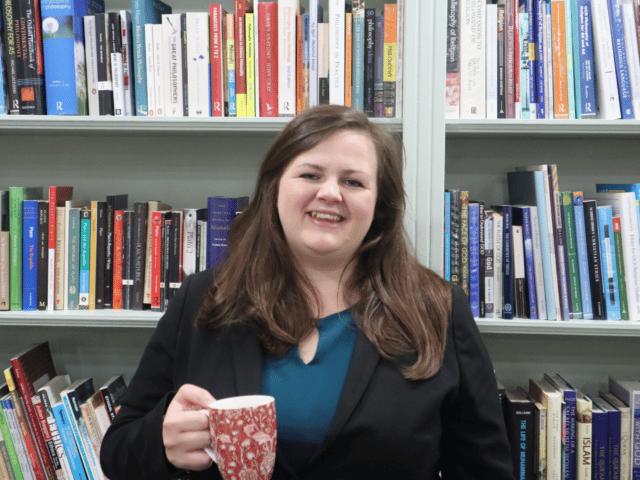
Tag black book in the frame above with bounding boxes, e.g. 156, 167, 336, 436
37, 200, 49, 310
13, 0, 46, 114
478, 201, 485, 317
1, 0, 19, 113
364, 8, 375, 116
95, 13, 114, 115
106, 12, 123, 115
497, 4, 506, 118
99, 375, 127, 422
93, 201, 107, 309
162, 212, 172, 310
132, 202, 148, 310
122, 210, 134, 310
503, 388, 535, 480
104, 194, 128, 308
448, 189, 461, 287
583, 200, 605, 319
166, 211, 183, 306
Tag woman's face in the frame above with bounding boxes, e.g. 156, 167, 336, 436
277, 130, 378, 268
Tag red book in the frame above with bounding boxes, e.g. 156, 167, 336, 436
296, 14, 304, 114
258, 2, 278, 116
151, 210, 163, 311
8, 342, 59, 480
210, 4, 229, 116
235, 0, 254, 116
48, 187, 73, 311
113, 210, 124, 309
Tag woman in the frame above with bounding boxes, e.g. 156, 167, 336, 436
100, 105, 514, 480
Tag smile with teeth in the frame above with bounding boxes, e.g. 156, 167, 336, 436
309, 211, 344, 222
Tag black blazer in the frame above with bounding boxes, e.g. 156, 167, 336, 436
100, 269, 514, 480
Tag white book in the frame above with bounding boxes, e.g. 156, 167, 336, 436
186, 12, 211, 117
528, 206, 547, 320
621, 0, 640, 118
395, 0, 404, 118
253, 0, 260, 116
182, 209, 198, 277
529, 378, 562, 480
319, 22, 330, 101
84, 16, 99, 116
329, 0, 347, 106
587, 192, 640, 320
145, 23, 156, 117
493, 211, 504, 317
111, 52, 126, 116
512, 224, 525, 316
591, 0, 622, 119
162, 14, 184, 117
119, 11, 134, 116
486, 3, 498, 119
460, 0, 486, 118
1, 394, 37, 480
278, 0, 300, 115
309, 0, 321, 107
152, 23, 165, 117
198, 220, 207, 272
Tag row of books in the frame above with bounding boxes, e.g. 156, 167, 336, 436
500, 374, 640, 480
446, 0, 640, 120
0, 0, 405, 118
0, 187, 248, 312
0, 341, 127, 480
445, 167, 640, 321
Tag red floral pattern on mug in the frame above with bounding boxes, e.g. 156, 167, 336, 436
208, 396, 277, 480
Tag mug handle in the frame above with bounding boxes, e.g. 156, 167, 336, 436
199, 409, 218, 464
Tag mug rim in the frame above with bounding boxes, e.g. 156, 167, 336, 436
208, 394, 275, 410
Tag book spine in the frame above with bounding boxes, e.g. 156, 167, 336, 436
94, 202, 106, 309
575, 0, 597, 116
2, 397, 35, 480
144, 23, 155, 117
373, 15, 383, 116
446, 0, 461, 119
112, 211, 124, 309
352, 4, 365, 111
562, 191, 583, 318
612, 216, 629, 319
226, 13, 237, 117
108, 12, 124, 116
564, 391, 578, 480
52, 403, 87, 480
54, 207, 65, 310
37, 389, 72, 480
529, 206, 548, 319
484, 210, 494, 317
343, 12, 352, 108
167, 211, 182, 303
9, 187, 24, 310
15, 0, 46, 114
520, 11, 531, 119
235, 0, 250, 117
521, 207, 538, 318
302, 13, 310, 111
493, 211, 504, 317
497, 4, 506, 118
592, 409, 608, 480
534, 0, 546, 118
258, 2, 278, 116
22, 200, 38, 311
505, 0, 516, 118
364, 8, 375, 116
37, 202, 48, 311
78, 210, 90, 310
186, 12, 210, 117
469, 203, 480, 317
181, 209, 197, 277
132, 202, 148, 310
486, 4, 498, 119
444, 191, 451, 282
512, 225, 527, 318
279, 0, 298, 115
449, 190, 461, 287
591, 0, 621, 118
119, 10, 134, 116
564, 0, 576, 118
152, 23, 164, 116
598, 206, 621, 319
549, 167, 572, 320
575, 398, 592, 480
130, 0, 150, 116
583, 200, 606, 319
2, 0, 20, 113
60, 393, 97, 480
460, 191, 470, 296
609, 0, 634, 118
527, 0, 538, 118
162, 14, 183, 117
0, 397, 25, 480
67, 209, 80, 310
210, 4, 224, 116
151, 211, 162, 311
0, 231, 9, 311
573, 192, 593, 319
122, 211, 133, 310
95, 14, 114, 116
83, 16, 99, 116
245, 12, 256, 117
622, 0, 640, 118
551, 0, 569, 118
502, 206, 515, 319
383, 3, 398, 117
0, 426, 17, 480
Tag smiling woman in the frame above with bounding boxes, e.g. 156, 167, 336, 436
100, 105, 515, 480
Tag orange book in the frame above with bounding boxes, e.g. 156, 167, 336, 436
345, 12, 353, 107
383, 4, 397, 117
296, 14, 304, 114
113, 210, 124, 309
551, 0, 568, 119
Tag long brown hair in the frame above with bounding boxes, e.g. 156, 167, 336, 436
195, 105, 451, 380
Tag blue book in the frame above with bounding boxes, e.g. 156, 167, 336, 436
206, 196, 249, 269
572, 0, 597, 117
52, 400, 88, 480
131, 0, 172, 116
23, 200, 39, 311
546, 374, 578, 480
527, 0, 538, 117
597, 395, 623, 480
492, 205, 514, 319
469, 202, 480, 317
507, 170, 557, 320
41, 0, 105, 115
228, 47, 237, 117
573, 193, 593, 320
513, 206, 538, 319
352, 2, 365, 111
564, 0, 576, 119
302, 14, 310, 107
444, 191, 451, 281
608, 0, 634, 119
596, 183, 640, 230
597, 206, 621, 320
534, 0, 546, 118
590, 398, 609, 480
608, 378, 640, 480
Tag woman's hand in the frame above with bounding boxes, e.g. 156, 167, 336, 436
163, 384, 216, 471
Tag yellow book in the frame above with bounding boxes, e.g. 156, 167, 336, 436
245, 13, 256, 117
89, 201, 98, 309
345, 12, 352, 107
227, 13, 237, 117
383, 3, 397, 117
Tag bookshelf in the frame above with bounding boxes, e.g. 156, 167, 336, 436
0, 0, 448, 388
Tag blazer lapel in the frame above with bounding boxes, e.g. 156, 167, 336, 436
305, 329, 380, 466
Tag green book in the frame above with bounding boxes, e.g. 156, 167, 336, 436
8, 187, 43, 310
0, 388, 24, 480
561, 191, 582, 319
612, 216, 629, 320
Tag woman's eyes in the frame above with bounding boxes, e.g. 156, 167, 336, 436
299, 174, 363, 188
344, 179, 363, 188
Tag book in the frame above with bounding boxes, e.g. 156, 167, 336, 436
561, 191, 583, 319
621, 0, 640, 118
51, 396, 87, 480
551, 0, 569, 119
483, 209, 494, 316
89, 201, 107, 309
2, 0, 20, 114
98, 375, 127, 422
22, 200, 39, 311
383, 3, 398, 117
67, 206, 82, 310
572, 0, 597, 117
1, 387, 37, 480
608, 0, 634, 119
186, 11, 210, 117
492, 205, 514, 319
596, 395, 622, 480
13, 0, 46, 114
10, 187, 44, 311
573, 192, 593, 320
235, 0, 254, 117
54, 206, 66, 310
493, 210, 504, 317
226, 12, 237, 116
83, 15, 99, 115
446, 0, 461, 118
119, 10, 135, 116
210, 4, 229, 116
104, 194, 128, 309
166, 211, 183, 305
351, 0, 365, 111
47, 186, 73, 311
78, 209, 91, 310
582, 199, 606, 319
107, 12, 125, 117
601, 391, 631, 480
590, 397, 610, 480
36, 201, 48, 311
612, 216, 629, 319
513, 206, 538, 319
512, 224, 527, 318
545, 374, 577, 480
132, 202, 148, 310
41, 0, 105, 115
468, 202, 481, 317
246, 12, 257, 116
608, 377, 640, 480
529, 377, 562, 480
504, 388, 536, 480
130, 0, 172, 116
460, 191, 470, 296
162, 13, 184, 117
206, 196, 249, 269
486, 3, 498, 119
597, 205, 621, 319
279, 0, 298, 115
94, 13, 115, 116
113, 210, 124, 309
143, 201, 170, 306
